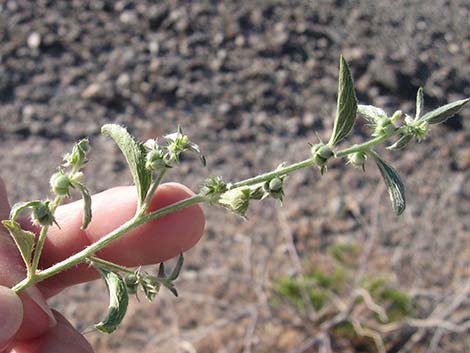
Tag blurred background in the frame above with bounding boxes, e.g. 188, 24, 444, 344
0, 1, 469, 352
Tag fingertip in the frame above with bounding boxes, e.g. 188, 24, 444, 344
0, 286, 23, 346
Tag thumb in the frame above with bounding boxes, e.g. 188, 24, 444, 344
0, 285, 23, 350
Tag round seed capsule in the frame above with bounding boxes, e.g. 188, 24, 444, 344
268, 177, 283, 192
50, 172, 72, 196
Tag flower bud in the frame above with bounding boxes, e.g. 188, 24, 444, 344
32, 201, 54, 226
145, 148, 166, 171
124, 273, 139, 295
311, 144, 334, 166
348, 151, 367, 169
50, 172, 72, 196
219, 188, 251, 217
269, 177, 283, 192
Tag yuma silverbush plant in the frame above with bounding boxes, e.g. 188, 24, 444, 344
3, 56, 468, 334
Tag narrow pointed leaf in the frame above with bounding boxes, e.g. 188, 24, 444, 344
75, 182, 92, 229
329, 56, 358, 145
418, 97, 469, 125
415, 87, 424, 120
372, 154, 406, 216
101, 124, 151, 207
387, 134, 413, 151
9, 200, 43, 221
168, 253, 184, 281
357, 105, 387, 122
158, 262, 165, 278
2, 220, 36, 268
95, 268, 129, 334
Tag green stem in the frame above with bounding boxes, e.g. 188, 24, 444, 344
88, 256, 134, 274
30, 196, 62, 276
138, 168, 167, 216
230, 133, 396, 190
12, 194, 205, 292
12, 130, 399, 293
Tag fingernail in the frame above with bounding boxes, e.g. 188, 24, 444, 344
0, 286, 23, 346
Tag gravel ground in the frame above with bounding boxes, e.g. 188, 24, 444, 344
0, 1, 469, 352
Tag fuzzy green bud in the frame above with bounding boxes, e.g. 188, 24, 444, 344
124, 273, 139, 295
50, 172, 72, 196
32, 201, 54, 226
348, 151, 367, 169
219, 188, 251, 217
269, 177, 283, 192
311, 144, 334, 166
145, 148, 166, 171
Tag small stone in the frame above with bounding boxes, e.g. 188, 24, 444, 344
27, 32, 41, 49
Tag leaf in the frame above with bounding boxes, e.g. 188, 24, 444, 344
387, 134, 413, 151
9, 200, 43, 221
357, 105, 387, 122
2, 220, 36, 268
75, 182, 92, 229
168, 253, 184, 281
95, 268, 129, 334
101, 124, 152, 207
329, 56, 358, 146
418, 97, 469, 125
372, 154, 406, 216
415, 87, 424, 120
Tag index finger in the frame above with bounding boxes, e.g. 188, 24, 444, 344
21, 183, 205, 297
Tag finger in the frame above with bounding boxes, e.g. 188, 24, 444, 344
10, 310, 94, 353
0, 178, 56, 342
0, 286, 23, 351
23, 183, 205, 296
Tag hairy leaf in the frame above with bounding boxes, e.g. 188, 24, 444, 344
95, 268, 129, 334
387, 134, 413, 151
101, 124, 151, 207
329, 56, 358, 145
75, 182, 92, 229
2, 220, 35, 268
357, 105, 387, 122
415, 87, 424, 120
373, 154, 406, 216
418, 97, 469, 125
9, 200, 43, 221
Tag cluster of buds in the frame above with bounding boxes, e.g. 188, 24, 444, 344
143, 127, 205, 172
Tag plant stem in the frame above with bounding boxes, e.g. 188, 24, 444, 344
230, 132, 396, 189
12, 194, 205, 292
88, 256, 134, 274
30, 196, 62, 276
12, 130, 398, 293
138, 168, 167, 216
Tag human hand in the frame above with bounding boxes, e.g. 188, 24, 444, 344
0, 178, 205, 353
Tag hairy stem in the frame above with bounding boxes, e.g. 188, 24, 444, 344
12, 130, 397, 293
12, 195, 205, 292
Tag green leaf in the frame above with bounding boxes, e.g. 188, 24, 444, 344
418, 97, 469, 125
101, 124, 152, 207
75, 182, 92, 229
372, 153, 406, 216
415, 87, 424, 120
329, 56, 358, 146
357, 105, 387, 122
95, 268, 129, 334
9, 200, 43, 221
387, 134, 413, 151
168, 253, 184, 281
2, 220, 36, 268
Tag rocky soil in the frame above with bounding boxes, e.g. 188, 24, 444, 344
0, 1, 469, 352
